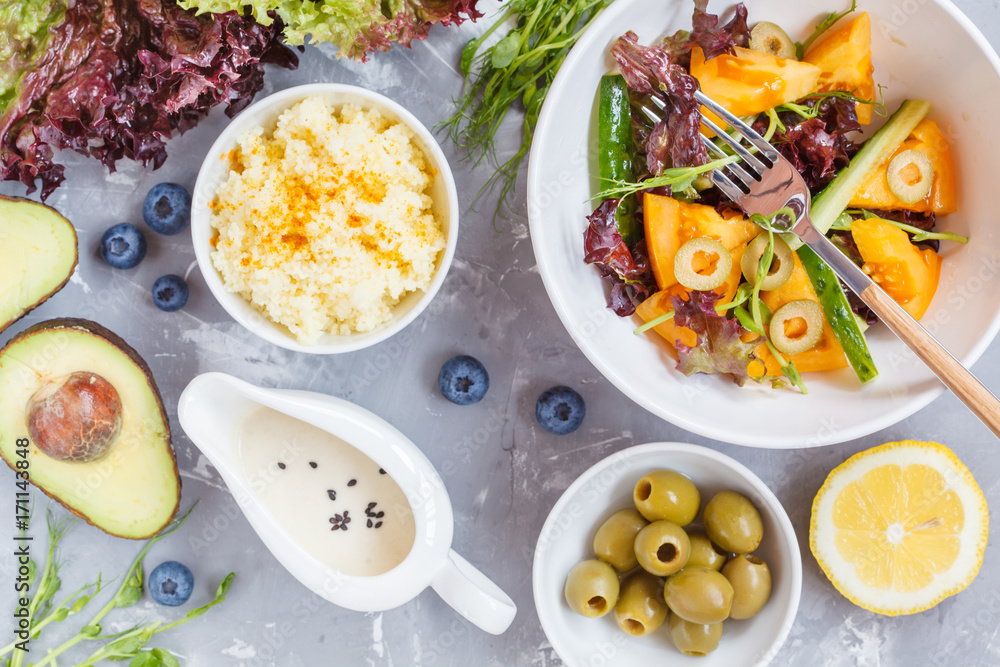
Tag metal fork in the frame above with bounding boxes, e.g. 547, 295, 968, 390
645, 90, 1000, 436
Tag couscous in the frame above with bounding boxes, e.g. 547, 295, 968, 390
208, 96, 445, 344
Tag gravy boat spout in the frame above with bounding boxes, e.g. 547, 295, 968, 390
177, 372, 516, 635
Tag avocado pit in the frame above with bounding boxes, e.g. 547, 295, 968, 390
27, 371, 122, 462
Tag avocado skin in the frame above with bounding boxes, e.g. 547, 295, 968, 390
0, 194, 78, 335
0, 318, 180, 538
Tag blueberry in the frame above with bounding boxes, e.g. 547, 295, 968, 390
535, 386, 586, 435
143, 183, 191, 235
148, 561, 193, 607
99, 223, 146, 269
438, 355, 489, 405
152, 274, 188, 312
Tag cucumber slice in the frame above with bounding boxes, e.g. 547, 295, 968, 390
797, 245, 879, 383
810, 99, 932, 235
598, 74, 640, 245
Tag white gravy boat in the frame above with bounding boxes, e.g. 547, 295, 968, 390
177, 372, 516, 634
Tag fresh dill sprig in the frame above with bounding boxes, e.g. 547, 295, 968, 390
440, 0, 613, 226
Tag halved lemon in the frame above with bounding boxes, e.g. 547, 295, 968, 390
810, 440, 988, 616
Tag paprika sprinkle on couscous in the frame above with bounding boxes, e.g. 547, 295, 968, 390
208, 96, 445, 344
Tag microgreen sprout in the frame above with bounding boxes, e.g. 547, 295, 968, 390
795, 0, 858, 59
441, 0, 614, 226
840, 209, 969, 243
1, 505, 233, 667
593, 155, 739, 202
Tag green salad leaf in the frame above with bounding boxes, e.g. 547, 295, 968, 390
178, 0, 483, 59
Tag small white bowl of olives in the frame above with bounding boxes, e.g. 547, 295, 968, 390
532, 443, 801, 666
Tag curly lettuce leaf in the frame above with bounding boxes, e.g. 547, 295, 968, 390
661, 0, 749, 65
178, 0, 482, 60
672, 290, 760, 383
0, 0, 296, 199
584, 198, 655, 316
611, 31, 706, 174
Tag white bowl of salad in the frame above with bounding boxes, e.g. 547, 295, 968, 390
528, 0, 1000, 448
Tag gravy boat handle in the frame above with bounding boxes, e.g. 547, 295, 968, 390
431, 549, 517, 635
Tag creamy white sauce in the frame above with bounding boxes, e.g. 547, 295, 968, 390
236, 406, 415, 577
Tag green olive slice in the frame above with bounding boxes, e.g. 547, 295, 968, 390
674, 237, 731, 291
749, 21, 797, 60
769, 299, 824, 356
742, 232, 794, 291
887, 149, 935, 204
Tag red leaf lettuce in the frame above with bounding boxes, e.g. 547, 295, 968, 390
0, 0, 297, 199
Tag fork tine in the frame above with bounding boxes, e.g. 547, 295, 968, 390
705, 166, 747, 200
701, 135, 756, 187
640, 104, 662, 125
699, 114, 768, 175
694, 90, 781, 162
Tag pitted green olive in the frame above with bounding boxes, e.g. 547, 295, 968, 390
564, 559, 619, 618
633, 470, 700, 526
634, 520, 691, 576
593, 508, 648, 572
703, 491, 764, 554
686, 530, 728, 571
667, 614, 724, 656
614, 571, 668, 636
664, 566, 734, 624
722, 554, 772, 619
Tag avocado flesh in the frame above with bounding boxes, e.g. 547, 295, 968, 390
0, 195, 78, 334
0, 319, 180, 539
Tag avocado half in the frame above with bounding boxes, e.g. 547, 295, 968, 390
0, 319, 180, 539
0, 195, 78, 334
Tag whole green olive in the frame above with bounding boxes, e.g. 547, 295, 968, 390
634, 520, 691, 576
703, 491, 763, 554
667, 614, 724, 656
686, 530, 728, 571
663, 566, 734, 624
722, 554, 772, 619
633, 470, 700, 526
593, 508, 648, 572
564, 559, 619, 618
614, 570, 668, 636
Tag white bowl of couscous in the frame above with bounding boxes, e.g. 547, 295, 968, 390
191, 83, 459, 354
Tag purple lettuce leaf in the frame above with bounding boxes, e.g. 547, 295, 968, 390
671, 290, 759, 383
690, 0, 749, 59
611, 31, 706, 174
348, 0, 483, 59
584, 198, 655, 316
0, 0, 297, 199
761, 97, 860, 192
660, 0, 749, 65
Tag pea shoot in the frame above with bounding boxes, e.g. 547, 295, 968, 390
441, 0, 613, 225
0, 506, 234, 667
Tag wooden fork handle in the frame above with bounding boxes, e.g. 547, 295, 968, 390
860, 284, 1000, 437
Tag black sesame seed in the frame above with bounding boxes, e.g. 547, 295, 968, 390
327, 490, 336, 501
277, 462, 286, 470
347, 479, 357, 487
329, 517, 336, 523
367, 519, 373, 528
367, 502, 377, 508
375, 521, 383, 529
331, 525, 341, 531
376, 511, 384, 518
309, 461, 318, 469
379, 468, 386, 475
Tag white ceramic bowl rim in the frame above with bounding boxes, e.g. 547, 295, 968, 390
526, 0, 1000, 447
191, 83, 460, 355
532, 442, 803, 667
